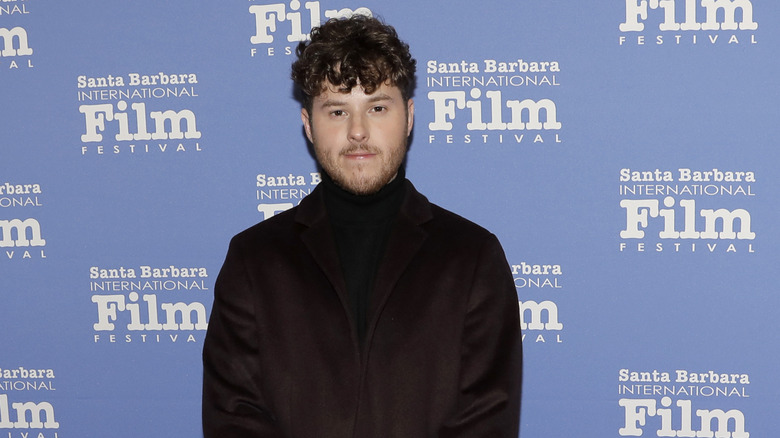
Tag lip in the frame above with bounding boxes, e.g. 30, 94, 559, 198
343, 152, 377, 160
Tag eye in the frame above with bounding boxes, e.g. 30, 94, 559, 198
330, 109, 345, 117
371, 106, 386, 113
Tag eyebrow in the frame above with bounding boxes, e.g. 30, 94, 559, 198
317, 93, 395, 109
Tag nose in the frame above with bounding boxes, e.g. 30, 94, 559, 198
348, 113, 369, 143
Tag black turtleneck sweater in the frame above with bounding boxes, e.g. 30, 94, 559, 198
321, 169, 406, 346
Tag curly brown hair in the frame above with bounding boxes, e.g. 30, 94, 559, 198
291, 15, 416, 112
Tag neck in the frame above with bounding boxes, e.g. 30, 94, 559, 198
321, 168, 406, 223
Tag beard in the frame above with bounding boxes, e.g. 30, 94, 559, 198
315, 141, 407, 196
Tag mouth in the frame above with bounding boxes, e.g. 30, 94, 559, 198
341, 146, 379, 160
344, 152, 377, 160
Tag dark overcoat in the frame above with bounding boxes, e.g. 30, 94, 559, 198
203, 181, 522, 437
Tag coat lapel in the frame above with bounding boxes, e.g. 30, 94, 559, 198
296, 186, 350, 311
366, 181, 433, 341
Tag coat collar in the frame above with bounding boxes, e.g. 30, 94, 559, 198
366, 181, 431, 347
294, 179, 433, 228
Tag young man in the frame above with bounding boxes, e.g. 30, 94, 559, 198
203, 15, 522, 438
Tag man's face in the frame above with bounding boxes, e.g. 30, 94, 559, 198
301, 81, 414, 195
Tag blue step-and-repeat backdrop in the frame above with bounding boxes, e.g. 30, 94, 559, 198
1, 1, 777, 436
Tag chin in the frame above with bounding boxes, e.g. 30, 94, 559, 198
341, 177, 390, 195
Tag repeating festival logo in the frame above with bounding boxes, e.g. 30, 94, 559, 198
619, 0, 759, 46
89, 263, 210, 345
256, 170, 320, 220
618, 167, 756, 254
0, 366, 59, 433
248, 0, 372, 58
512, 261, 564, 345
1, 181, 46, 261
76, 71, 203, 156
424, 58, 562, 146
0, 0, 34, 71
618, 367, 750, 437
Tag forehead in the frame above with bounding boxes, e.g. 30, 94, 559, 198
312, 81, 403, 105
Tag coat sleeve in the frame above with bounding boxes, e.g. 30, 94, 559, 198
202, 238, 286, 437
439, 234, 522, 438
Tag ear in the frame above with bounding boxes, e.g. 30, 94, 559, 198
301, 108, 314, 143
406, 99, 415, 136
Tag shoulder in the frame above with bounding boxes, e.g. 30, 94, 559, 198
428, 202, 505, 256
428, 202, 492, 238
217, 207, 307, 274
229, 185, 324, 250
236, 205, 297, 238
404, 183, 501, 255
404, 181, 491, 236
407, 183, 494, 242
226, 204, 305, 261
